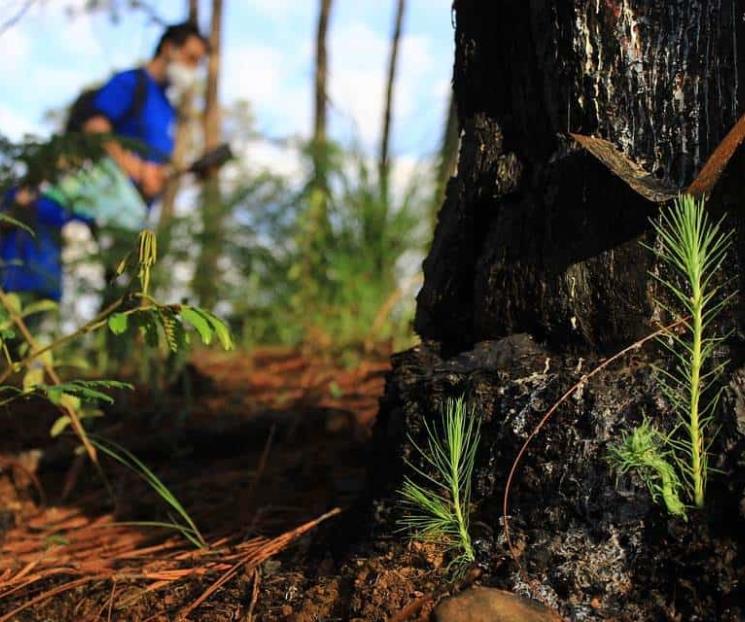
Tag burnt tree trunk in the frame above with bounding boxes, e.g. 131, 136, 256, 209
370, 2, 745, 620
416, 0, 745, 354
431, 88, 459, 228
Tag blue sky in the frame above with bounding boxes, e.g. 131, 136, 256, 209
0, 0, 455, 173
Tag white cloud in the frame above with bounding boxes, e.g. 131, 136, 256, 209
242, 138, 305, 179
328, 22, 387, 146
0, 104, 38, 139
0, 26, 31, 77
329, 22, 439, 154
223, 44, 284, 105
222, 41, 311, 139
248, 0, 311, 21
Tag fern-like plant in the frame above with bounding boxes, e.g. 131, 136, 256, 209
610, 195, 734, 513
398, 396, 481, 570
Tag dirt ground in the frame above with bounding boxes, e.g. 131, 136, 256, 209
0, 347, 455, 621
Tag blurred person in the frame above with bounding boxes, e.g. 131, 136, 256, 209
0, 21, 209, 303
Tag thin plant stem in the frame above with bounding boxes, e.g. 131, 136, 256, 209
0, 297, 125, 384
690, 263, 705, 507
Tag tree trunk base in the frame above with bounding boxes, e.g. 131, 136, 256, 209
370, 336, 745, 620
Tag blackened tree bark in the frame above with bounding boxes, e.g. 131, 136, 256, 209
430, 88, 458, 228
417, 0, 745, 354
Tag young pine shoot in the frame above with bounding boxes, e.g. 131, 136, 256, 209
608, 419, 685, 516
398, 397, 481, 571
610, 195, 734, 514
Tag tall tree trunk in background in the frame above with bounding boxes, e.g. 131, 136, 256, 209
192, 0, 224, 309
158, 0, 200, 231
202, 0, 222, 155
378, 0, 406, 200
312, 0, 333, 190
297, 0, 334, 316
430, 88, 458, 229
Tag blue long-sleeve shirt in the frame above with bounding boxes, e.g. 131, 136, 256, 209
0, 191, 89, 301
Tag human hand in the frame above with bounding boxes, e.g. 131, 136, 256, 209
14, 187, 38, 207
139, 162, 168, 199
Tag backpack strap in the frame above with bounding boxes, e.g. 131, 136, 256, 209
128, 68, 149, 134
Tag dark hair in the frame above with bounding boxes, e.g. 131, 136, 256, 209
154, 21, 209, 57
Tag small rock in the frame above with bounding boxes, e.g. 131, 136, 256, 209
433, 587, 561, 622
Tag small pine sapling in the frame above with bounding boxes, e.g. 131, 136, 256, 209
398, 396, 481, 571
609, 195, 734, 515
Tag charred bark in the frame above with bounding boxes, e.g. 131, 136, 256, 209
416, 0, 745, 354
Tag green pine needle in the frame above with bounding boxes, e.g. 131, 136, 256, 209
613, 195, 734, 514
90, 435, 206, 549
398, 396, 481, 572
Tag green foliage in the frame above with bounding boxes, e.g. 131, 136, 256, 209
225, 142, 425, 351
610, 195, 734, 514
105, 304, 234, 353
107, 313, 128, 335
0, 226, 233, 454
608, 419, 685, 516
398, 397, 481, 573
43, 379, 133, 405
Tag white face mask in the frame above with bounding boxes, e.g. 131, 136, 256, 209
166, 62, 198, 103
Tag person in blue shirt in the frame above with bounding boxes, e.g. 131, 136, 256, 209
84, 21, 209, 200
0, 21, 208, 302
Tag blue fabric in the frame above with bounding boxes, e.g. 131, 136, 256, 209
0, 191, 90, 301
93, 69, 176, 164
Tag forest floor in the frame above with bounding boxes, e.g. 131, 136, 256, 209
0, 347, 452, 621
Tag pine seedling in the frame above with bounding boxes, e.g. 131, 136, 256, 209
610, 195, 734, 514
398, 396, 481, 571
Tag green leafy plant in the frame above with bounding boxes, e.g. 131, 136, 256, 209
223, 142, 424, 352
609, 195, 734, 513
398, 396, 481, 572
0, 227, 232, 546
0, 230, 234, 449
